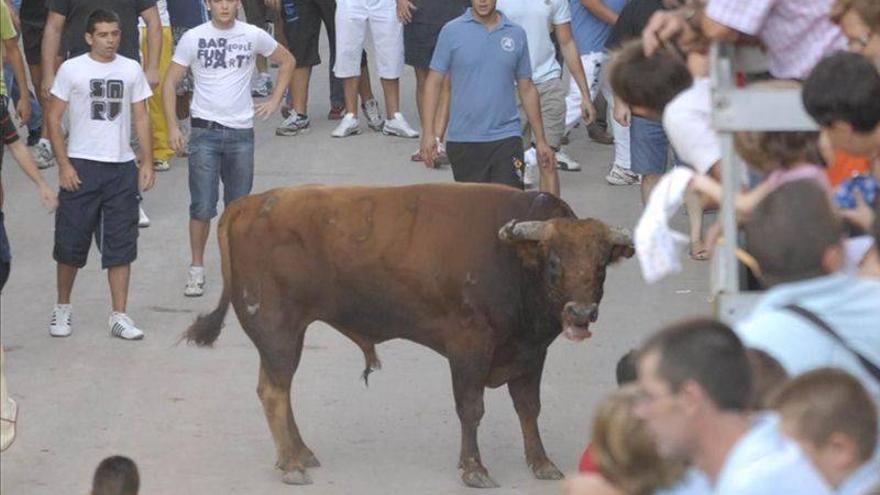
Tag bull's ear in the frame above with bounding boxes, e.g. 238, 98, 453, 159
498, 220, 550, 244
608, 226, 635, 263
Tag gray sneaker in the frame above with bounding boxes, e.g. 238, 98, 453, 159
361, 99, 384, 131
34, 141, 55, 169
276, 112, 310, 136
251, 72, 272, 98
605, 164, 640, 185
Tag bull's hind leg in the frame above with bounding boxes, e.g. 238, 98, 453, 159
506, 355, 562, 480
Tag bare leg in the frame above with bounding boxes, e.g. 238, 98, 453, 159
257, 55, 268, 74
108, 265, 130, 313
343, 77, 361, 116
684, 188, 706, 259
176, 92, 192, 120
28, 64, 49, 139
291, 66, 313, 115
380, 78, 400, 116
358, 62, 375, 104
640, 174, 662, 206
189, 219, 211, 267
57, 263, 78, 304
507, 359, 562, 480
414, 67, 428, 125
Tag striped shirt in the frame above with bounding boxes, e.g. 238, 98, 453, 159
706, 0, 845, 80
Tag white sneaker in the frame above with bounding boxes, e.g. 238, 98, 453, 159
153, 159, 171, 171
523, 147, 539, 189
555, 150, 581, 171
251, 72, 273, 98
331, 113, 361, 138
382, 113, 419, 138
34, 140, 55, 169
109, 312, 144, 340
184, 266, 205, 297
49, 304, 73, 337
361, 99, 384, 131
605, 164, 640, 186
138, 207, 150, 228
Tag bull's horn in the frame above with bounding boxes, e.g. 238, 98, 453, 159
608, 226, 633, 246
498, 220, 550, 242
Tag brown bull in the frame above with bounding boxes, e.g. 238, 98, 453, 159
184, 183, 633, 488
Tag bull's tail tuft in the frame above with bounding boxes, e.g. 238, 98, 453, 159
181, 208, 237, 347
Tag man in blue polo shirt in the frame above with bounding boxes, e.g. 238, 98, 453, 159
418, 0, 555, 188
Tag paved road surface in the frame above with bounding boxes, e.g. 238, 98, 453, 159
0, 60, 712, 494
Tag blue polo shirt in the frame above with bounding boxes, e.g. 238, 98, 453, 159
430, 9, 532, 143
570, 0, 627, 55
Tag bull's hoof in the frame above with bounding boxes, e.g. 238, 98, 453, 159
462, 469, 500, 489
531, 460, 564, 480
281, 469, 313, 485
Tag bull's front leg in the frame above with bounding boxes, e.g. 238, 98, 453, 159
450, 358, 498, 489
507, 359, 563, 480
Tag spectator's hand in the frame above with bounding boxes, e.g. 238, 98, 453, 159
38, 184, 59, 212
255, 97, 282, 119
397, 0, 416, 24
613, 101, 631, 127
840, 189, 874, 232
420, 133, 437, 168
581, 99, 596, 126
536, 141, 556, 171
642, 10, 687, 56
58, 163, 82, 192
139, 163, 156, 192
145, 68, 160, 89
16, 96, 32, 124
168, 125, 188, 154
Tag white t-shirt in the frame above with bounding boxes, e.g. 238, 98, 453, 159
50, 54, 152, 163
172, 20, 278, 129
662, 78, 721, 174
497, 0, 571, 84
715, 413, 832, 495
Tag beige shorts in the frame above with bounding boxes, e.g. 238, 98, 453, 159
519, 77, 566, 149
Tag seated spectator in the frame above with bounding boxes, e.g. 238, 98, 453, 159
737, 180, 880, 407
635, 318, 832, 494
831, 0, 880, 67
564, 385, 709, 495
91, 456, 139, 495
745, 348, 788, 411
770, 368, 880, 495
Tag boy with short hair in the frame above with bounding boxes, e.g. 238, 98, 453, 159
771, 368, 880, 494
46, 8, 156, 340
91, 456, 140, 495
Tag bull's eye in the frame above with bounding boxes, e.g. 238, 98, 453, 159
547, 250, 562, 284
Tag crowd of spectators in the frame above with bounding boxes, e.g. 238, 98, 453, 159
0, 0, 878, 493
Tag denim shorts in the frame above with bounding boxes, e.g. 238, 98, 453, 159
53, 159, 139, 269
188, 126, 255, 221
630, 115, 680, 175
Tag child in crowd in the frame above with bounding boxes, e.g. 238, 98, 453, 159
771, 368, 880, 495
91, 456, 140, 495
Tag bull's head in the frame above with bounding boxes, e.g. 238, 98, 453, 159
498, 218, 634, 341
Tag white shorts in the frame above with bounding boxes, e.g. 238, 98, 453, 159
565, 51, 606, 130
334, 0, 404, 79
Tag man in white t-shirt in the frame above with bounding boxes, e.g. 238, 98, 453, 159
46, 9, 156, 341
497, 0, 595, 194
162, 0, 294, 297
635, 319, 833, 495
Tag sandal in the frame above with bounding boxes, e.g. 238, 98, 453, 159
690, 241, 709, 261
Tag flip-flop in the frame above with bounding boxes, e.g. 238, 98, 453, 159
690, 242, 709, 261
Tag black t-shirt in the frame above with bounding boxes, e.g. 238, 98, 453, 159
48, 0, 156, 61
19, 0, 48, 25
605, 0, 663, 51
411, 0, 470, 26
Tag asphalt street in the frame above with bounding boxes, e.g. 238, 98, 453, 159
0, 56, 713, 494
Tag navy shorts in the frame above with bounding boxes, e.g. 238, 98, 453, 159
630, 115, 680, 176
446, 136, 524, 189
0, 211, 10, 292
404, 22, 443, 68
53, 158, 140, 269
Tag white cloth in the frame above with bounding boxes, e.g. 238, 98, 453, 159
635, 167, 694, 283
601, 75, 631, 170
837, 454, 880, 495
173, 20, 278, 128
662, 78, 720, 174
565, 51, 605, 130
497, 0, 570, 84
50, 54, 152, 163
139, 0, 170, 27
844, 236, 875, 274
334, 0, 403, 79
715, 413, 832, 495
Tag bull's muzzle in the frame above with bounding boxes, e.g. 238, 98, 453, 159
561, 302, 598, 342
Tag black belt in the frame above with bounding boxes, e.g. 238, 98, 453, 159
191, 118, 235, 131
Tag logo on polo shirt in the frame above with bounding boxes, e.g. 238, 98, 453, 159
501, 36, 515, 52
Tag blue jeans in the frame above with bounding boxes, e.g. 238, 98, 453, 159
3, 64, 41, 133
630, 115, 681, 176
188, 126, 255, 221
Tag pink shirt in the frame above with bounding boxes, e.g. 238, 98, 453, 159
706, 0, 845, 80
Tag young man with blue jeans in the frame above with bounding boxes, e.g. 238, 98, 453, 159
163, 0, 294, 297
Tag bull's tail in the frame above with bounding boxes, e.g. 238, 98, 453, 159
183, 208, 237, 346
